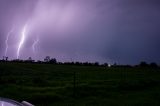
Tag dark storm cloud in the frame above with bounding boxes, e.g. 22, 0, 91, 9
104, 0, 160, 64
0, 0, 160, 64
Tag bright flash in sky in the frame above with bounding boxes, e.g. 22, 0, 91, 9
17, 24, 28, 59
5, 27, 14, 57
32, 36, 39, 54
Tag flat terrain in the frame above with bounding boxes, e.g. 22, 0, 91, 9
0, 62, 160, 106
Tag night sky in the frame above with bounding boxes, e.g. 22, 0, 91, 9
0, 0, 160, 64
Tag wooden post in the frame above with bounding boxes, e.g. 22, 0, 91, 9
73, 71, 76, 98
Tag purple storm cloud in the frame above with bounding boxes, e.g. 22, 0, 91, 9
0, 0, 160, 64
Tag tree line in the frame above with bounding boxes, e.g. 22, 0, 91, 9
0, 56, 159, 68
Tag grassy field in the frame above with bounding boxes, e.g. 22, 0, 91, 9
0, 62, 160, 106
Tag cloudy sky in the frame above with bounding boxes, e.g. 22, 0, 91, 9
0, 0, 160, 64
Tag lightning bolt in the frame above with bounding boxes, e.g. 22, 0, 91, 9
5, 27, 14, 57
32, 36, 39, 54
17, 24, 28, 59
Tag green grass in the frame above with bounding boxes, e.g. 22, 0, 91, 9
0, 62, 160, 106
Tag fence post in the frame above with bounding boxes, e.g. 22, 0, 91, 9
73, 71, 76, 98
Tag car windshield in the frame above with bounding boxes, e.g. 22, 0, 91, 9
0, 100, 21, 106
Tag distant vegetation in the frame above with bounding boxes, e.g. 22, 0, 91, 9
1, 56, 159, 68
0, 57, 160, 105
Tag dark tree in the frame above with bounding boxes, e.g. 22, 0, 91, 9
94, 62, 99, 66
75, 62, 79, 65
37, 60, 43, 64
49, 58, 57, 64
26, 57, 34, 63
139, 61, 149, 67
28, 57, 32, 61
6, 57, 8, 61
44, 56, 50, 62
150, 62, 158, 68
103, 63, 108, 67
2, 56, 8, 61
